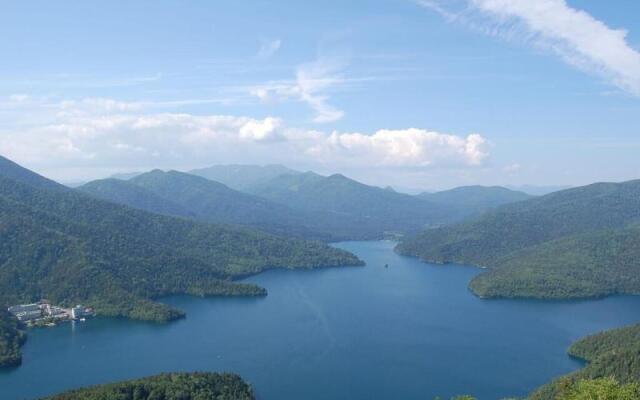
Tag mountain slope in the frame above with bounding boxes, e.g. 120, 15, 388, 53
507, 184, 572, 196
469, 225, 640, 299
130, 170, 323, 236
189, 164, 299, 191
420, 185, 532, 216
0, 155, 362, 366
249, 172, 458, 235
0, 156, 62, 191
0, 309, 25, 368
81, 170, 359, 240
397, 180, 640, 299
78, 178, 195, 218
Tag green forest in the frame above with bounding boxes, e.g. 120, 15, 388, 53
0, 309, 25, 367
42, 372, 255, 400
397, 180, 640, 299
530, 324, 640, 399
0, 156, 363, 367
39, 372, 640, 400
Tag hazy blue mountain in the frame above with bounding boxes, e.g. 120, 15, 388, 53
419, 185, 533, 216
81, 170, 439, 241
189, 164, 299, 191
0, 156, 62, 191
127, 169, 343, 240
110, 171, 143, 180
506, 184, 572, 196
78, 178, 195, 219
398, 180, 640, 299
61, 180, 88, 188
248, 171, 459, 235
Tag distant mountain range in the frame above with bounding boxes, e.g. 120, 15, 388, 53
506, 184, 572, 196
246, 171, 459, 233
417, 185, 532, 216
189, 164, 298, 191
80, 164, 534, 241
243, 169, 534, 233
79, 171, 381, 241
397, 179, 640, 299
80, 170, 332, 240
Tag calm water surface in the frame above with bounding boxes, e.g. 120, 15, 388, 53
3, 241, 640, 400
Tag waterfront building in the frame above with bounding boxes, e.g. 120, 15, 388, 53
71, 305, 86, 319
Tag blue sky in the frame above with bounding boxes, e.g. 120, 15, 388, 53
0, 0, 639, 191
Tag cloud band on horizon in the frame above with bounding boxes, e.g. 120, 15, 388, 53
0, 95, 489, 180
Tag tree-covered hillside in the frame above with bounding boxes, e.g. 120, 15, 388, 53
0, 155, 362, 366
469, 225, 640, 299
0, 309, 25, 368
419, 185, 532, 217
82, 169, 465, 240
129, 170, 340, 240
43, 372, 254, 400
189, 163, 299, 191
249, 171, 460, 235
78, 178, 195, 219
0, 172, 361, 318
80, 170, 368, 241
530, 324, 640, 399
397, 180, 640, 299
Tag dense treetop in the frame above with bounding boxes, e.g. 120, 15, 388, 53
42, 372, 255, 400
0, 309, 25, 368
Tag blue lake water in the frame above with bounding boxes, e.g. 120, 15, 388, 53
3, 240, 640, 399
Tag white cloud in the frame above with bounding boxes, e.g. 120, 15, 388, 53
250, 56, 346, 123
257, 39, 282, 59
307, 128, 488, 167
418, 0, 640, 96
0, 96, 489, 180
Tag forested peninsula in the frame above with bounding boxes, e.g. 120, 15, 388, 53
42, 373, 255, 400
531, 323, 640, 399
0, 155, 363, 367
397, 180, 640, 300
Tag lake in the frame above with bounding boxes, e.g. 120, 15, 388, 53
3, 240, 640, 399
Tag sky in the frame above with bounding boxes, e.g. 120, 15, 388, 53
0, 0, 639, 191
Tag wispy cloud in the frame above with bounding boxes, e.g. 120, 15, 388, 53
1, 73, 164, 90
257, 39, 282, 59
417, 0, 640, 96
250, 54, 348, 123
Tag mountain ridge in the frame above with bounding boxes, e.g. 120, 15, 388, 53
397, 179, 640, 299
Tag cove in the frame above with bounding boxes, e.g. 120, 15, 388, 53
3, 240, 640, 400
